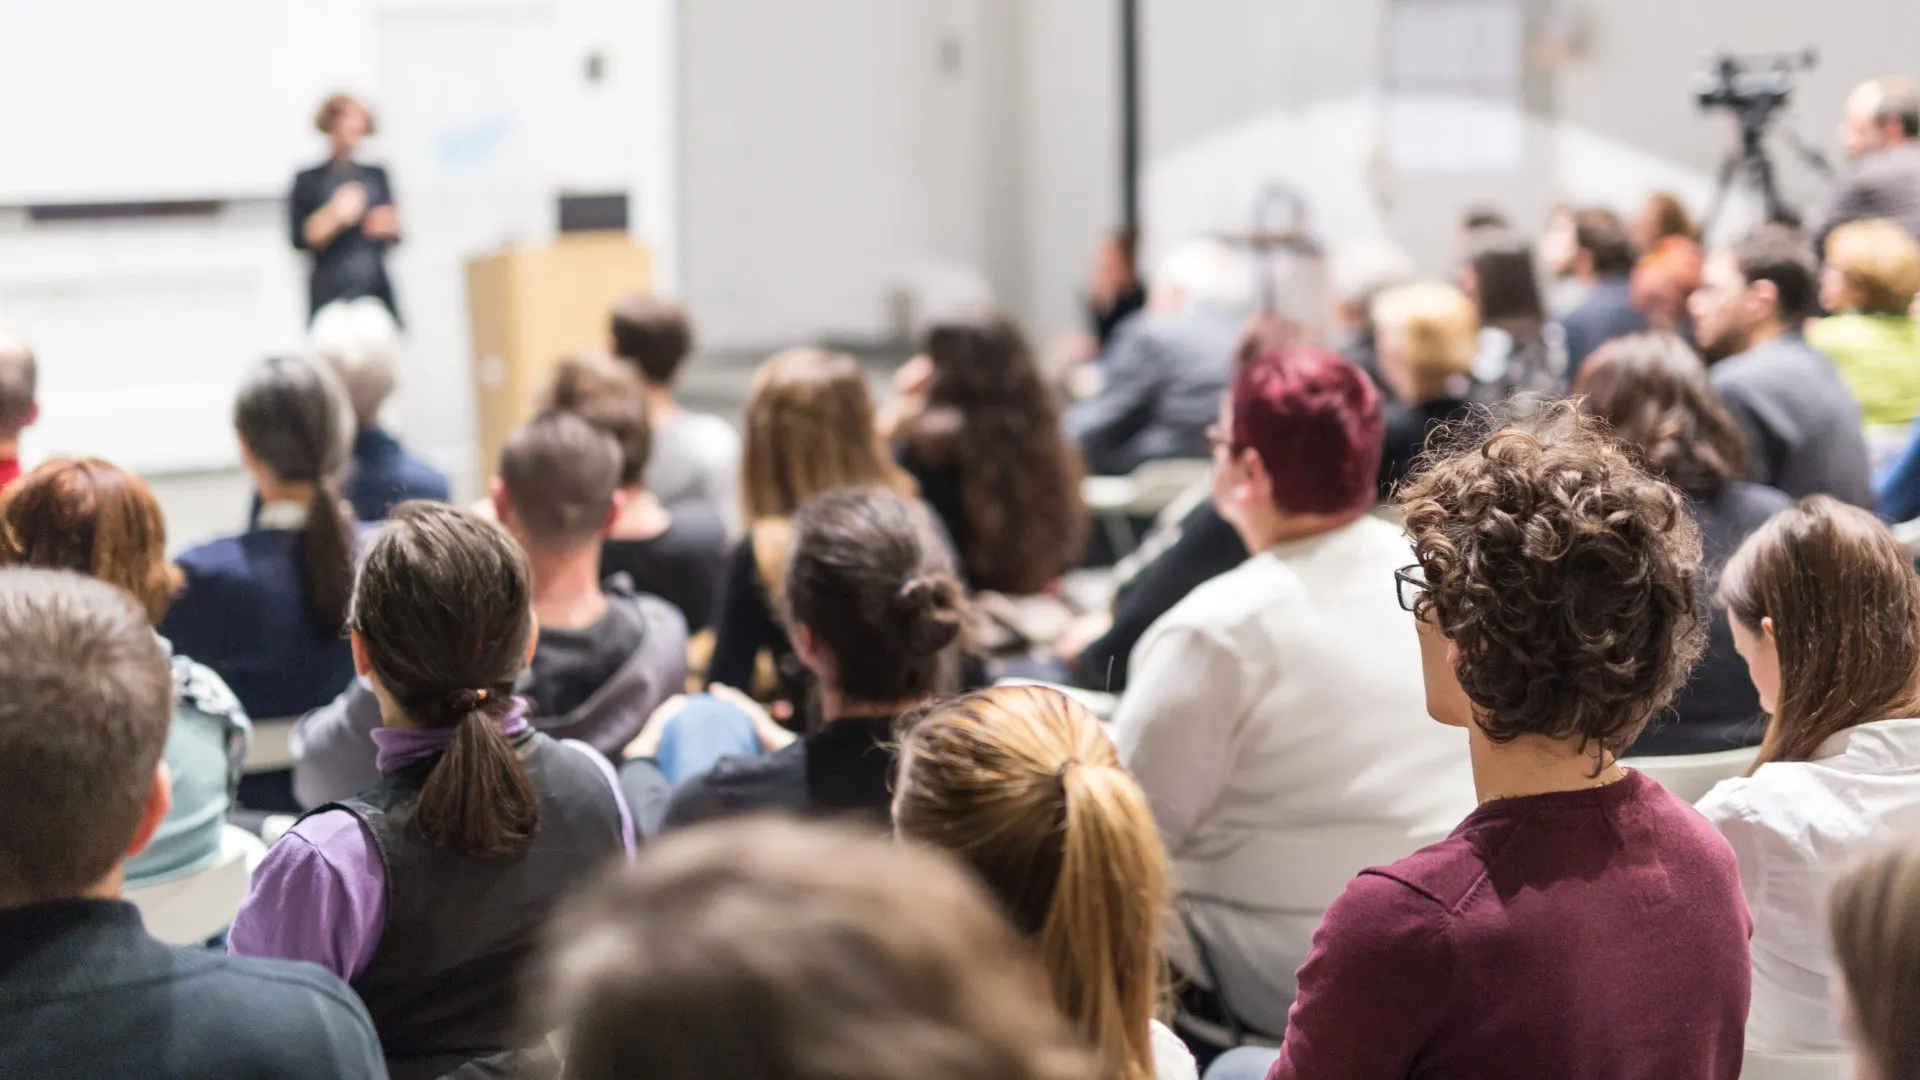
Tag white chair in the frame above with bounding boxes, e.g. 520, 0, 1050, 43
1741, 1051, 1851, 1080
124, 824, 267, 945
992, 677, 1119, 721
1083, 459, 1214, 557
1621, 746, 1758, 804
243, 716, 298, 773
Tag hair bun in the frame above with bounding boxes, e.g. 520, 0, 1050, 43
894, 572, 963, 656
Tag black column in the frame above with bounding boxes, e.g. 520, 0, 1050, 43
1119, 0, 1142, 231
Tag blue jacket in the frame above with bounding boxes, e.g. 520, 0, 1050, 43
343, 428, 449, 522
158, 529, 357, 722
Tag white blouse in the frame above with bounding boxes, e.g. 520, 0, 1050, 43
1696, 718, 1920, 1053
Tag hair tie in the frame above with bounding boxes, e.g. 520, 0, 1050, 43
446, 688, 490, 713
1056, 757, 1079, 779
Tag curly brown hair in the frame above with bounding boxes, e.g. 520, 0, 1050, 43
1575, 331, 1747, 495
897, 315, 1087, 595
1398, 403, 1707, 756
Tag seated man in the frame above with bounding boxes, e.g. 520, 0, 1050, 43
0, 329, 36, 492
0, 569, 383, 1080
1112, 346, 1475, 1035
293, 411, 687, 807
608, 293, 742, 533
1064, 239, 1252, 476
1690, 224, 1876, 507
1814, 76, 1920, 248
1553, 207, 1650, 377
310, 296, 450, 521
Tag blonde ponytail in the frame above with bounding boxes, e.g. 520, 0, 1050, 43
895, 685, 1169, 1080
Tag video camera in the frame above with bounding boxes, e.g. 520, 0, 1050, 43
1695, 48, 1819, 125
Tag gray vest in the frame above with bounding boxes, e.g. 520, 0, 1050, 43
314, 729, 625, 1080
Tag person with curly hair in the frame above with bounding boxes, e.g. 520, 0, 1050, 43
889, 314, 1088, 596
1261, 404, 1751, 1080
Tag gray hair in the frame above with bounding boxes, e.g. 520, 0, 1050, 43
309, 298, 400, 428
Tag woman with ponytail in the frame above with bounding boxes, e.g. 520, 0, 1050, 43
230, 503, 632, 1080
895, 685, 1197, 1080
657, 486, 966, 829
160, 355, 360, 726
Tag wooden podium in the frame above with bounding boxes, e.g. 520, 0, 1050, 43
465, 232, 652, 477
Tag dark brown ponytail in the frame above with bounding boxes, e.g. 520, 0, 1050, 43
352, 503, 539, 857
234, 355, 356, 634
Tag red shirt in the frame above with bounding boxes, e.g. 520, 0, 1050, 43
0, 458, 20, 494
1271, 770, 1751, 1080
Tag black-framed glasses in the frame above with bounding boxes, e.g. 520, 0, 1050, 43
1394, 565, 1427, 613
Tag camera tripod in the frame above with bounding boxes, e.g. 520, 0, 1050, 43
1702, 115, 1832, 236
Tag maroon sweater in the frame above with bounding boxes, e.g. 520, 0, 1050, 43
1270, 770, 1751, 1080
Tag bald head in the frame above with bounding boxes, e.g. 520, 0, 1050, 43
0, 330, 38, 436
1843, 77, 1920, 160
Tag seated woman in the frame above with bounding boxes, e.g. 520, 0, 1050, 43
1576, 332, 1791, 754
1828, 834, 1920, 1078
708, 347, 919, 715
655, 486, 965, 831
0, 458, 250, 890
159, 355, 358, 724
546, 351, 727, 632
309, 297, 449, 522
1810, 218, 1920, 467
1696, 496, 1920, 1054
1628, 191, 1704, 334
229, 503, 631, 1080
1266, 405, 1751, 1080
895, 685, 1196, 1080
888, 314, 1087, 597
1371, 282, 1479, 499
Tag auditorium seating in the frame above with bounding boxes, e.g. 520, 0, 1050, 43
1621, 747, 1758, 804
124, 824, 267, 946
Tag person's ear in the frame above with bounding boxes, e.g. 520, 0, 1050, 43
1749, 280, 1782, 324
124, 761, 173, 859
1237, 448, 1274, 509
350, 629, 373, 677
489, 477, 511, 528
525, 610, 540, 664
23, 402, 38, 429
789, 622, 828, 677
1760, 615, 1777, 643
602, 489, 627, 538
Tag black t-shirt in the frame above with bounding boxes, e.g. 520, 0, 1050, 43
290, 160, 398, 320
600, 504, 728, 632
521, 589, 649, 719
660, 713, 898, 831
1073, 499, 1248, 692
706, 537, 806, 705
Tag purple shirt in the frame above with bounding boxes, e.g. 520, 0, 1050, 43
229, 703, 634, 981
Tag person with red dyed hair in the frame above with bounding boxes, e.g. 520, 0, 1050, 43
1111, 347, 1475, 1038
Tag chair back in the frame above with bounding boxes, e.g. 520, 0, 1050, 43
1621, 747, 1758, 804
125, 824, 268, 945
1740, 1051, 1851, 1080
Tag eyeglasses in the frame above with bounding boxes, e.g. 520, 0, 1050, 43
1394, 564, 1427, 613
1206, 424, 1241, 456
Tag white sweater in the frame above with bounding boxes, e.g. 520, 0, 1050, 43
1114, 514, 1475, 1030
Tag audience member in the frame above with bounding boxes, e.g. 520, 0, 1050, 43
1329, 239, 1418, 394
1689, 225, 1876, 507
1810, 218, 1920, 461
231, 503, 631, 1080
1629, 191, 1704, 333
1695, 496, 1920, 1054
1372, 282, 1479, 498
1554, 207, 1650, 376
1459, 227, 1557, 399
1112, 346, 1473, 1033
159, 355, 358, 723
660, 487, 965, 830
1814, 76, 1920, 249
1065, 238, 1252, 475
896, 685, 1197, 1080
546, 351, 727, 632
0, 459, 252, 890
0, 569, 384, 1080
608, 293, 742, 532
1086, 227, 1149, 347
889, 314, 1087, 595
310, 297, 449, 521
1575, 333, 1789, 755
1539, 204, 1589, 318
707, 347, 918, 712
1266, 405, 1749, 1080
1827, 834, 1920, 1080
0, 329, 36, 492
291, 413, 688, 807
538, 818, 1095, 1080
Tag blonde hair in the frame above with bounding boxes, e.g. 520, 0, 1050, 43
1830, 834, 1920, 1080
895, 686, 1169, 1080
1826, 218, 1920, 315
741, 348, 912, 594
1372, 282, 1479, 393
